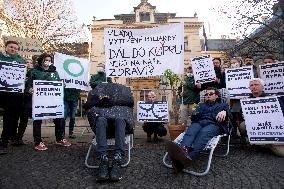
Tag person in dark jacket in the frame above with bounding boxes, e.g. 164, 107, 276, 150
197, 58, 223, 90
179, 66, 200, 125
63, 88, 81, 138
166, 87, 233, 172
89, 63, 112, 89
142, 91, 167, 142
243, 55, 258, 78
27, 53, 71, 151
85, 83, 134, 182
0, 41, 26, 155
239, 78, 284, 156
220, 63, 229, 88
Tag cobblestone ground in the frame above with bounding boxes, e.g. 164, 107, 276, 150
0, 119, 283, 189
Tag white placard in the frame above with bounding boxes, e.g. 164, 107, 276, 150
226, 66, 254, 99
191, 55, 216, 84
137, 101, 169, 122
104, 23, 184, 77
32, 80, 64, 120
0, 61, 26, 93
54, 52, 90, 91
259, 61, 284, 96
241, 96, 284, 144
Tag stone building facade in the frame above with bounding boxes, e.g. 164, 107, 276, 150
89, 0, 203, 111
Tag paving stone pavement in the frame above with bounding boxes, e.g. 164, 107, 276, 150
0, 118, 284, 189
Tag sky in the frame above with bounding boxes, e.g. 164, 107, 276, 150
72, 0, 233, 39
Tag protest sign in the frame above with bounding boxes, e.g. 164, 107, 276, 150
2, 36, 43, 56
32, 80, 64, 120
241, 96, 284, 144
191, 55, 216, 84
0, 61, 26, 93
226, 66, 254, 99
104, 23, 184, 77
137, 101, 169, 122
259, 61, 284, 96
54, 52, 90, 91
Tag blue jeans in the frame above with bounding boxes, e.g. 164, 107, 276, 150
95, 117, 126, 157
181, 122, 221, 160
64, 100, 78, 133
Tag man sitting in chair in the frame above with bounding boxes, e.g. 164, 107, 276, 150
84, 83, 134, 182
166, 87, 233, 173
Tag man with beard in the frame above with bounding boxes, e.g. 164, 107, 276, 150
243, 55, 258, 77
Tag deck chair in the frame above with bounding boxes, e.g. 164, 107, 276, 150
85, 133, 134, 169
163, 88, 232, 176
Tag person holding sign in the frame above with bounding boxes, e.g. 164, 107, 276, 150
166, 87, 233, 172
262, 54, 277, 64
196, 58, 223, 91
89, 63, 112, 89
243, 55, 258, 77
142, 91, 167, 142
27, 53, 71, 151
0, 41, 26, 155
239, 78, 284, 157
239, 78, 270, 139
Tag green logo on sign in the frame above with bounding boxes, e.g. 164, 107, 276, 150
63, 59, 84, 77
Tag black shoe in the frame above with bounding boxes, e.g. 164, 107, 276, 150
13, 136, 25, 146
171, 159, 184, 173
109, 153, 122, 181
68, 131, 76, 139
97, 155, 109, 182
68, 134, 76, 139
153, 134, 159, 142
0, 144, 8, 155
166, 141, 192, 168
17, 138, 25, 145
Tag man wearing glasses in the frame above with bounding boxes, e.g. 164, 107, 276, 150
166, 87, 233, 172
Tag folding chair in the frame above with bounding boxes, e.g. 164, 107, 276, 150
162, 88, 232, 176
85, 134, 134, 168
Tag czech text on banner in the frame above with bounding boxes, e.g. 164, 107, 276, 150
241, 96, 284, 144
137, 101, 169, 122
191, 55, 216, 84
226, 66, 254, 99
54, 52, 90, 91
2, 36, 44, 56
32, 80, 64, 120
259, 61, 284, 96
104, 23, 184, 77
0, 61, 26, 93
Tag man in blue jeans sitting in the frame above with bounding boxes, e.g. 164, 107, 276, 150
166, 87, 233, 173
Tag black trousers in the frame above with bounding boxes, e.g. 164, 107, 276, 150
17, 111, 29, 138
17, 94, 32, 139
1, 93, 22, 146
33, 118, 65, 145
143, 122, 167, 137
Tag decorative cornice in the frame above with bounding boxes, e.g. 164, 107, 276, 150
91, 22, 203, 31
